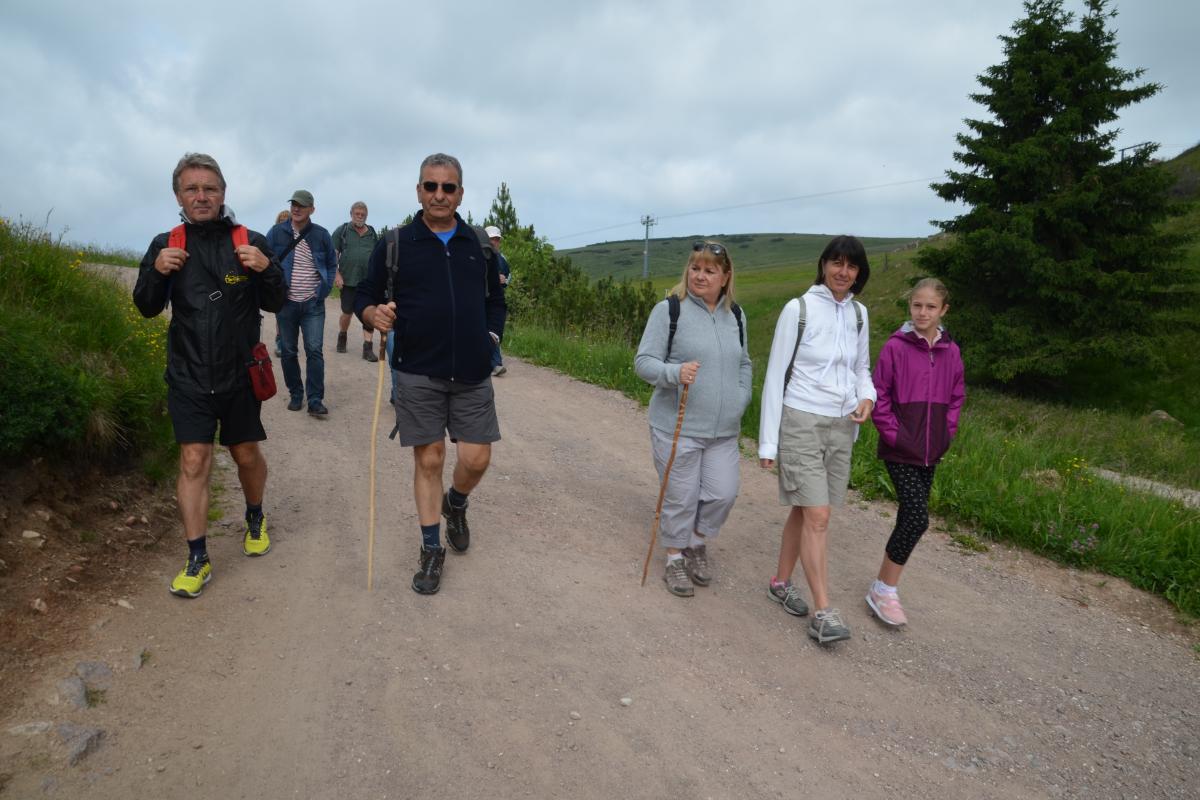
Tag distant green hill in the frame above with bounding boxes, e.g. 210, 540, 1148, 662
559, 232, 922, 281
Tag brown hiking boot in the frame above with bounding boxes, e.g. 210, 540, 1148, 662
681, 544, 712, 586
663, 558, 694, 597
336, 331, 348, 353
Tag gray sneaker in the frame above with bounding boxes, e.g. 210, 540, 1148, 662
767, 580, 809, 616
681, 545, 712, 586
663, 558, 695, 597
808, 607, 851, 644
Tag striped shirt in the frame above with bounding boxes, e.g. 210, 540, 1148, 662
287, 231, 320, 302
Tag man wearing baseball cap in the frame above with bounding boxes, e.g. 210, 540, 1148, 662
483, 225, 511, 376
266, 189, 338, 416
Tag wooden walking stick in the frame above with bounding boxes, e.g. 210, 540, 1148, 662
366, 335, 387, 591
641, 384, 689, 586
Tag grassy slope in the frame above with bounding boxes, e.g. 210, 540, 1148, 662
560, 232, 920, 281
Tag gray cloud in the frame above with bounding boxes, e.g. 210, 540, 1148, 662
1, 0, 1194, 255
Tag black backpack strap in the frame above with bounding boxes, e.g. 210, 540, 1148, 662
383, 227, 400, 303
665, 294, 681, 360
783, 296, 807, 392
471, 225, 496, 299
731, 302, 744, 347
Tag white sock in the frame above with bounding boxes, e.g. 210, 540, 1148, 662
689, 532, 706, 548
873, 579, 898, 595
666, 552, 683, 563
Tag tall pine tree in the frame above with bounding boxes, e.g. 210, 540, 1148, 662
919, 0, 1190, 389
484, 182, 527, 236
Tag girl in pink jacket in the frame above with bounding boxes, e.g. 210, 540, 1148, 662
867, 278, 965, 627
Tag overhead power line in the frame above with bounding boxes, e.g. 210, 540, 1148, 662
550, 176, 939, 246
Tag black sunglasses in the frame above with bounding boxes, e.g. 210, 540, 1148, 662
421, 181, 459, 194
692, 242, 725, 256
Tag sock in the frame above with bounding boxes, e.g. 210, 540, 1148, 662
770, 576, 790, 589
421, 523, 441, 551
689, 532, 706, 548
666, 552, 683, 563
873, 580, 898, 595
447, 486, 468, 509
245, 503, 263, 522
187, 536, 208, 561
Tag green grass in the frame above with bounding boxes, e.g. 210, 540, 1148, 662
0, 218, 175, 467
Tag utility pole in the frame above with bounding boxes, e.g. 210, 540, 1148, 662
641, 214, 657, 279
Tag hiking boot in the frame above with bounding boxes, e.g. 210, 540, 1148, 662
170, 556, 212, 598
663, 558, 694, 597
767, 580, 809, 616
362, 342, 378, 362
866, 586, 908, 626
243, 515, 270, 557
681, 545, 712, 586
336, 331, 348, 353
492, 364, 507, 376
412, 546, 445, 594
287, 396, 303, 411
308, 401, 328, 417
442, 493, 470, 553
808, 608, 852, 644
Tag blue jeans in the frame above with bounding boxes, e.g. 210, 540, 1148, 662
277, 297, 325, 407
490, 339, 503, 369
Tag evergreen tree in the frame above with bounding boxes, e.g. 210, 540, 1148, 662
484, 182, 522, 235
919, 0, 1191, 388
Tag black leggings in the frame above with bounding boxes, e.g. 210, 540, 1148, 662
883, 461, 936, 566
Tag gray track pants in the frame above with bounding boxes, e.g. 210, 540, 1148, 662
649, 428, 741, 549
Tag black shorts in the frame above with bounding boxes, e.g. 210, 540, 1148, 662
339, 286, 372, 330
168, 385, 266, 446
392, 371, 500, 447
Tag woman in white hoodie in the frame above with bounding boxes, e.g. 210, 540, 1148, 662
758, 236, 875, 645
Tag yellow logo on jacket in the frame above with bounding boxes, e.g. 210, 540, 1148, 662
224, 273, 249, 285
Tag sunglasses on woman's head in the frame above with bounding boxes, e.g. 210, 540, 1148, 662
421, 181, 459, 194
692, 242, 724, 256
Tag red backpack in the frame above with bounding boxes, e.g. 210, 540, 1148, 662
168, 223, 249, 251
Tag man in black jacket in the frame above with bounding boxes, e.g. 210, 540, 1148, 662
134, 152, 287, 599
358, 152, 506, 595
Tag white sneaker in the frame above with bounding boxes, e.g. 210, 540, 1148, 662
492, 365, 507, 376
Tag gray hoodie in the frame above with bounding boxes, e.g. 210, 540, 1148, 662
635, 293, 753, 439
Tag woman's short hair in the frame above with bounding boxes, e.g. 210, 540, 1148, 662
275, 209, 290, 224
669, 240, 736, 310
814, 235, 870, 295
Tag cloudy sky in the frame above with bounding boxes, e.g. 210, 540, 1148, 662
1, 0, 1195, 256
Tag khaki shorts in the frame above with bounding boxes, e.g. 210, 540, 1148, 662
777, 406, 856, 507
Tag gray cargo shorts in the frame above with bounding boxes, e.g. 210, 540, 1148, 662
777, 406, 856, 507
393, 371, 501, 447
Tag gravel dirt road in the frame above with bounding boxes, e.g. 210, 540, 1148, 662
2, 293, 1197, 798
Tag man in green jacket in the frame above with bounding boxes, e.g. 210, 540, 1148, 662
332, 201, 379, 362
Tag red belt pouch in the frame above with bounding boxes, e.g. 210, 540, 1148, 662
247, 342, 277, 401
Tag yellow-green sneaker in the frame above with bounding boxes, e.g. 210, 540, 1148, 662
170, 557, 212, 598
243, 515, 270, 557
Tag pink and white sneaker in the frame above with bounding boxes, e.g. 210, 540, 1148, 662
866, 586, 908, 626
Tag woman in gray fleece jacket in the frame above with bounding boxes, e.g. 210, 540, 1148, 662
634, 241, 753, 597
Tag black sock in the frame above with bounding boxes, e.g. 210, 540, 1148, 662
447, 486, 468, 508
421, 523, 441, 551
187, 536, 208, 561
245, 503, 263, 521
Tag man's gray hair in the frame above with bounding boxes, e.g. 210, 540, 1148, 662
351, 201, 368, 213
172, 153, 226, 193
419, 153, 463, 184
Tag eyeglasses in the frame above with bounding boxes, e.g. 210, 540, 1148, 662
692, 242, 725, 256
421, 181, 459, 194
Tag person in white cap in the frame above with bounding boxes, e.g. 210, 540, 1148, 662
483, 225, 511, 376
